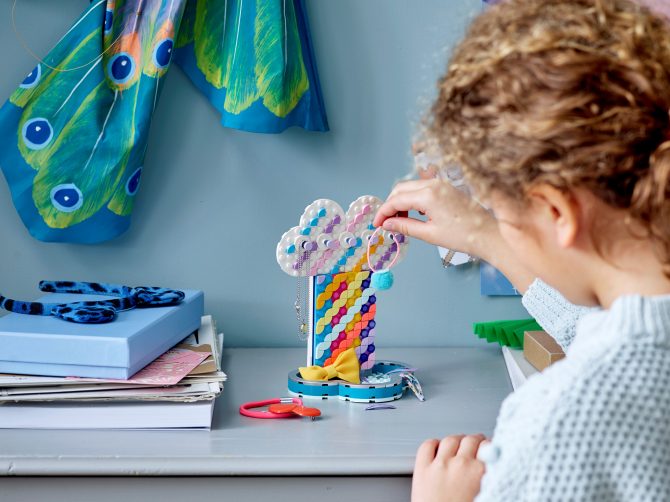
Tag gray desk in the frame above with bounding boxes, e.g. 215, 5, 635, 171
0, 347, 512, 502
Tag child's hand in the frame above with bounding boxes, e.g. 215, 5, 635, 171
411, 435, 487, 502
373, 179, 496, 259
374, 178, 536, 292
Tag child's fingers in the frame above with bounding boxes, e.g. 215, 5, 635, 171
390, 179, 434, 197
388, 179, 444, 204
373, 190, 429, 228
382, 216, 431, 242
436, 435, 464, 461
457, 434, 487, 459
415, 439, 440, 467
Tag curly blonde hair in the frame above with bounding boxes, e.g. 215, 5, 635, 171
429, 0, 670, 275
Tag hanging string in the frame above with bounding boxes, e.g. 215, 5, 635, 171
367, 227, 401, 273
11, 0, 126, 73
366, 228, 401, 290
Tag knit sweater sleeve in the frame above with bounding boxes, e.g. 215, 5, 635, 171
521, 279, 597, 350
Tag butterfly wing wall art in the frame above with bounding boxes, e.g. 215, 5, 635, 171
0, 0, 328, 243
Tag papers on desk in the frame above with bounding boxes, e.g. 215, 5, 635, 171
0, 315, 226, 430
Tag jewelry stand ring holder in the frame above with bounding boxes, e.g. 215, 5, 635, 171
276, 196, 414, 403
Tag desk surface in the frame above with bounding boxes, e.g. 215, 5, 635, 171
0, 347, 511, 477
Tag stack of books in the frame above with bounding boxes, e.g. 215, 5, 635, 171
0, 288, 226, 430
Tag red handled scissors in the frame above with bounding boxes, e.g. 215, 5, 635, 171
239, 397, 321, 420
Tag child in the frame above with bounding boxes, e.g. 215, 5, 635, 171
373, 0, 670, 500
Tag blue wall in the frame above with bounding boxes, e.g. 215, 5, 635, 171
0, 0, 528, 347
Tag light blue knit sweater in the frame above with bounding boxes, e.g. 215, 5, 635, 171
476, 279, 670, 501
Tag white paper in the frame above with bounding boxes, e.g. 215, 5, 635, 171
502, 347, 537, 390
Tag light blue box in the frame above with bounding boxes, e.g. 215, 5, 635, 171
0, 290, 204, 379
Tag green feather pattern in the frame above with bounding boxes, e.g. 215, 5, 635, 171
140, 2, 163, 76
17, 27, 103, 172
175, 0, 197, 48
31, 81, 136, 228
193, 0, 234, 89
106, 82, 146, 217
222, 0, 260, 114
254, 0, 308, 117
175, 0, 314, 118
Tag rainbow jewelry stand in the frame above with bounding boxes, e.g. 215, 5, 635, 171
276, 196, 412, 403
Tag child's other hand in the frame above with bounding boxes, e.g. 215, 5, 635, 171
411, 435, 487, 502
373, 179, 496, 259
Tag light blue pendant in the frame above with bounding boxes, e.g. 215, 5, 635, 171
371, 269, 394, 290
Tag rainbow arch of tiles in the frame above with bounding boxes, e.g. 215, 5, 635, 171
312, 270, 378, 371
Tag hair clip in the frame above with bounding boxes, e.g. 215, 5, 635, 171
400, 371, 426, 402
0, 281, 185, 324
386, 367, 418, 375
365, 403, 397, 411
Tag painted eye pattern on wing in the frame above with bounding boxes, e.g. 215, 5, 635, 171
22, 118, 53, 150
153, 38, 174, 69
107, 52, 136, 85
104, 9, 113, 34
50, 184, 84, 213
144, 16, 177, 79
20, 65, 41, 89
125, 167, 142, 196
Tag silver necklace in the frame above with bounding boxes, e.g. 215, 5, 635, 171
294, 255, 310, 342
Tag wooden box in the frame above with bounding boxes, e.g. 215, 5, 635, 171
523, 330, 565, 371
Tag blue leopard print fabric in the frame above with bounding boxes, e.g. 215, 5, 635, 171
0, 281, 185, 324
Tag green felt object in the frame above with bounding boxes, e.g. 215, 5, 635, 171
473, 318, 542, 349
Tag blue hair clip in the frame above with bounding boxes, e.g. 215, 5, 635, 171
0, 281, 185, 324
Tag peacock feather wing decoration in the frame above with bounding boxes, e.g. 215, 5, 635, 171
0, 0, 187, 242
0, 0, 328, 244
173, 0, 327, 132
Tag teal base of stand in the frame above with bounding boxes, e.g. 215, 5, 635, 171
287, 361, 407, 403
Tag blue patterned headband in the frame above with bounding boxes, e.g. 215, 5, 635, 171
0, 281, 185, 324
